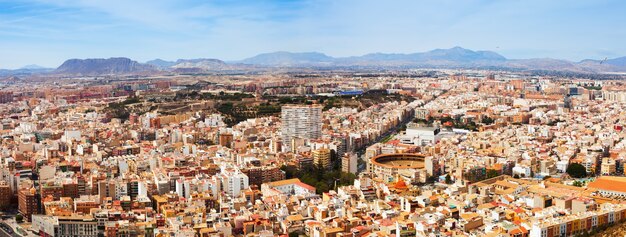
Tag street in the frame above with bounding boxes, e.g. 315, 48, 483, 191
0, 222, 17, 237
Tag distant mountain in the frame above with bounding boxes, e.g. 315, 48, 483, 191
20, 64, 48, 70
146, 59, 176, 69
576, 56, 626, 72
411, 46, 506, 62
55, 57, 155, 75
145, 58, 230, 71
4, 47, 626, 76
240, 52, 334, 66
237, 48, 626, 73
239, 47, 507, 67
338, 47, 507, 66
605, 56, 626, 67
0, 75, 22, 83
505, 58, 580, 71
171, 58, 230, 71
173, 58, 226, 67
0, 66, 53, 77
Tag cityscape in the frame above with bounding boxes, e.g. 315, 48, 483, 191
1, 1, 626, 237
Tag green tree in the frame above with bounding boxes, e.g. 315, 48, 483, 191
15, 213, 23, 223
566, 163, 587, 178
572, 180, 584, 187
289, 232, 302, 237
424, 175, 437, 184
486, 169, 499, 179
445, 174, 453, 184
280, 165, 298, 179
481, 116, 495, 125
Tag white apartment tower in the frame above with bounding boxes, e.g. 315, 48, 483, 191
218, 169, 249, 197
281, 104, 322, 152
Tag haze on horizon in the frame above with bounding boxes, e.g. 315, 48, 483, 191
0, 0, 625, 69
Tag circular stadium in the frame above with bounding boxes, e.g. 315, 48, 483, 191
371, 153, 425, 169
368, 153, 427, 182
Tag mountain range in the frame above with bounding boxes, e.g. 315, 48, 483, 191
55, 57, 156, 75
3, 47, 626, 76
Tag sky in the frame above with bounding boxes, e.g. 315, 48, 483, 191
0, 0, 625, 69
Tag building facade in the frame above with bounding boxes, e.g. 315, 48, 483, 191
281, 105, 322, 152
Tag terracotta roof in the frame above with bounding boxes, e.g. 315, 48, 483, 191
265, 178, 301, 187
588, 176, 626, 193
295, 182, 316, 191
393, 178, 408, 190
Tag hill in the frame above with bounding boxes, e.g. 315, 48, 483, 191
55, 57, 155, 75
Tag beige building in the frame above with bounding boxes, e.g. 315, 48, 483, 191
601, 158, 616, 175
341, 153, 358, 174
313, 148, 331, 170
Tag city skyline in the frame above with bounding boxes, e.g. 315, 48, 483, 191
5, 0, 626, 236
1, 0, 625, 68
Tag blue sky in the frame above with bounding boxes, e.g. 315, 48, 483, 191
0, 0, 625, 69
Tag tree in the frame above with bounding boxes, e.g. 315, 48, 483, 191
566, 163, 587, 178
445, 174, 453, 184
289, 232, 303, 237
15, 213, 23, 223
280, 165, 298, 179
513, 174, 520, 179
330, 150, 339, 170
486, 169, 499, 179
481, 116, 495, 125
572, 180, 584, 187
426, 175, 438, 184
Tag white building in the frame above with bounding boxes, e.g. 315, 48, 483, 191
218, 170, 249, 197
402, 125, 441, 146
512, 165, 532, 178
556, 160, 568, 173
205, 114, 225, 127
63, 130, 81, 142
261, 178, 316, 197
281, 105, 322, 152
32, 214, 99, 237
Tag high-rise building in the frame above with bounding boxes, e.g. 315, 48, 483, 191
313, 148, 331, 170
219, 170, 249, 197
281, 105, 322, 152
0, 91, 13, 104
425, 156, 440, 177
342, 153, 358, 174
0, 181, 12, 210
18, 187, 40, 222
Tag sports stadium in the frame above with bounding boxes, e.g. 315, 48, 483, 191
367, 153, 427, 182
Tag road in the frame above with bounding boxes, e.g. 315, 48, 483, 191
0, 222, 17, 237
355, 91, 449, 172
356, 113, 415, 172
